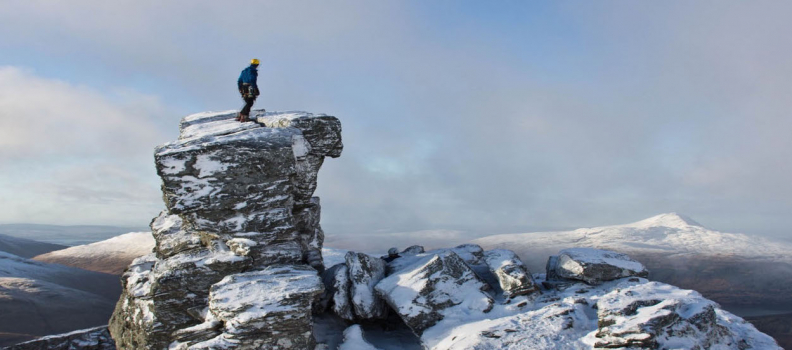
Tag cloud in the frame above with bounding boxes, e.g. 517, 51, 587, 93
0, 66, 169, 225
0, 66, 167, 160
0, 2, 790, 240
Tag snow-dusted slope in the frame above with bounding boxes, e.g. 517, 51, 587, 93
473, 213, 792, 269
33, 231, 154, 275
0, 251, 120, 347
0, 233, 67, 259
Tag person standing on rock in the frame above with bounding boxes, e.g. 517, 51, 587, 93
237, 58, 261, 122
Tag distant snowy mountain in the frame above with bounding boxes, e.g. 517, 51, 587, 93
0, 224, 147, 246
473, 213, 792, 269
33, 232, 154, 275
0, 251, 121, 347
0, 233, 67, 258
473, 213, 792, 311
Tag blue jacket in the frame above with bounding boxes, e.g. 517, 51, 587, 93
238, 65, 259, 92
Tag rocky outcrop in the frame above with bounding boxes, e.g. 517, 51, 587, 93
99, 109, 779, 350
109, 110, 341, 350
549, 248, 649, 285
483, 249, 540, 298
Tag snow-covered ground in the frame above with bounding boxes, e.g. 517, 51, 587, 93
33, 231, 154, 274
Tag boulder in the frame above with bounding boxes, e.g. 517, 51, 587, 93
483, 249, 540, 298
451, 244, 499, 290
375, 251, 494, 336
320, 263, 355, 321
401, 245, 425, 255
345, 251, 388, 320
552, 248, 648, 285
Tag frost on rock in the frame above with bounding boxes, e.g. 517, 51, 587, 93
345, 251, 388, 320
109, 110, 342, 350
375, 251, 494, 336
483, 249, 540, 298
552, 248, 649, 285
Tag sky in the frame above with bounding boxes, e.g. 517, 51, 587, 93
1, 1, 791, 242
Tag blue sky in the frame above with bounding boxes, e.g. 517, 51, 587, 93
1, 1, 790, 242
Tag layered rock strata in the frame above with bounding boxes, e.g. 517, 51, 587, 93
109, 110, 341, 350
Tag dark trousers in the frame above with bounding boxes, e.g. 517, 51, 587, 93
240, 96, 256, 117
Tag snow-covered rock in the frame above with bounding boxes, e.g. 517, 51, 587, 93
150, 212, 199, 259
551, 248, 649, 285
5, 326, 115, 350
589, 281, 778, 349
483, 249, 540, 298
109, 110, 342, 350
400, 245, 425, 255
294, 197, 326, 272
338, 325, 380, 350
423, 277, 780, 350
375, 251, 494, 336
182, 265, 324, 349
320, 263, 355, 321
345, 251, 388, 320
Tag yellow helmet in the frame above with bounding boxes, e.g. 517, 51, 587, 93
251, 58, 260, 65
